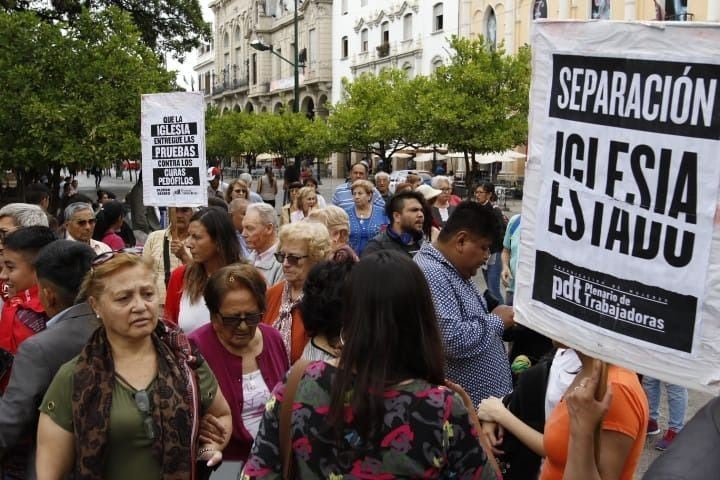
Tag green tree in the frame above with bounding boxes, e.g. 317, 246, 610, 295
0, 8, 174, 197
424, 36, 531, 182
328, 69, 428, 166
1, 0, 209, 57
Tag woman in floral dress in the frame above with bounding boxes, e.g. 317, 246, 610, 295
244, 250, 498, 479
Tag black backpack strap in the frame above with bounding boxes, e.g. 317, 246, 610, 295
163, 233, 171, 286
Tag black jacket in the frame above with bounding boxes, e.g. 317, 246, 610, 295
362, 230, 423, 258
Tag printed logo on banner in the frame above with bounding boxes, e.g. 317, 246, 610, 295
530, 52, 720, 354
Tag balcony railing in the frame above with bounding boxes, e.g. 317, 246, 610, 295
666, 12, 694, 21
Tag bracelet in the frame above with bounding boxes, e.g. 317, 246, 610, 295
198, 447, 217, 456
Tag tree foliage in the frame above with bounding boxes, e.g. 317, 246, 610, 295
1, 0, 209, 56
426, 36, 531, 155
206, 111, 332, 166
326, 36, 531, 175
328, 69, 429, 163
0, 8, 174, 181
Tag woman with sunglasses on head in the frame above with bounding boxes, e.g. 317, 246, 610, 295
36, 252, 232, 480
262, 222, 331, 363
244, 251, 499, 479
189, 264, 289, 479
165, 208, 241, 333
225, 180, 251, 204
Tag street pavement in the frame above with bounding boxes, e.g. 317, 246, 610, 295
77, 171, 712, 477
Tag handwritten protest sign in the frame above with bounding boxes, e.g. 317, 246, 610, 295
515, 21, 720, 393
141, 92, 208, 207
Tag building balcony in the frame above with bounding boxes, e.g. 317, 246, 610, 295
376, 42, 390, 58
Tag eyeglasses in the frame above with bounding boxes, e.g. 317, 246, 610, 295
274, 252, 309, 266
440, 188, 452, 192
219, 311, 264, 329
134, 390, 156, 440
91, 247, 144, 267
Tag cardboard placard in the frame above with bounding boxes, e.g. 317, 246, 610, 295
516, 21, 720, 393
141, 92, 208, 207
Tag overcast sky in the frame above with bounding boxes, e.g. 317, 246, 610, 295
166, 0, 213, 90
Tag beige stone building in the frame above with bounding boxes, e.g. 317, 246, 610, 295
208, 0, 332, 117
465, 1, 717, 55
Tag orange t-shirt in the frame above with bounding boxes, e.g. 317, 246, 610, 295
541, 365, 648, 480
262, 281, 308, 363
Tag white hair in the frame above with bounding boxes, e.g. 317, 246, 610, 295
431, 175, 452, 188
0, 203, 49, 227
63, 202, 94, 222
246, 202, 278, 229
374, 171, 390, 180
239, 172, 253, 186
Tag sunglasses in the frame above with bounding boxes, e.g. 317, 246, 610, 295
92, 247, 144, 267
74, 218, 97, 227
134, 390, 156, 440
274, 252, 309, 266
219, 312, 264, 329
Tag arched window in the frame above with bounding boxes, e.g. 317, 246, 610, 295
433, 3, 444, 32
486, 8, 497, 47
431, 56, 444, 73
403, 13, 413, 41
223, 31, 230, 49
341, 36, 349, 59
361, 29, 369, 52
380, 21, 390, 45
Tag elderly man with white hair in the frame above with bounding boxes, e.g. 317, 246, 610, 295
0, 204, 49, 256
242, 203, 284, 285
430, 175, 456, 228
374, 171, 391, 204
238, 172, 264, 204
62, 202, 111, 254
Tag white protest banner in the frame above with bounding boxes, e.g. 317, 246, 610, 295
515, 21, 720, 393
141, 92, 208, 207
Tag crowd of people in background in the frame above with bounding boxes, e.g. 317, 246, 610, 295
0, 161, 702, 480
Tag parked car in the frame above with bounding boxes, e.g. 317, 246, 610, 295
388, 170, 432, 194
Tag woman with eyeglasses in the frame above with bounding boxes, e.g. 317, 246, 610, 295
225, 179, 250, 204
189, 264, 289, 479
244, 251, 499, 479
36, 252, 232, 480
165, 208, 241, 333
262, 221, 331, 363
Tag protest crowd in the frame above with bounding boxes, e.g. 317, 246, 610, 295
0, 157, 710, 480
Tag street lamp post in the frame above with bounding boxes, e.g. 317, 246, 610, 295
250, 0, 302, 113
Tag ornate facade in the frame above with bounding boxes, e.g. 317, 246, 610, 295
466, 0, 716, 55
207, 0, 332, 117
332, 0, 460, 104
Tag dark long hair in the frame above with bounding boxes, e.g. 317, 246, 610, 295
184, 208, 240, 302
92, 200, 124, 241
328, 250, 445, 441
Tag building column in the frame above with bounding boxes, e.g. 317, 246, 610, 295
558, 0, 569, 18
624, 0, 637, 20
505, 0, 515, 52
709, 0, 719, 21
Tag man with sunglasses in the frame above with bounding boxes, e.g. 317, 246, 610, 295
62, 202, 111, 254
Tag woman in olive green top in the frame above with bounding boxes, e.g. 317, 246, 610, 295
36, 252, 232, 480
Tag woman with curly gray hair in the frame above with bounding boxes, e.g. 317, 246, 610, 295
261, 221, 331, 363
